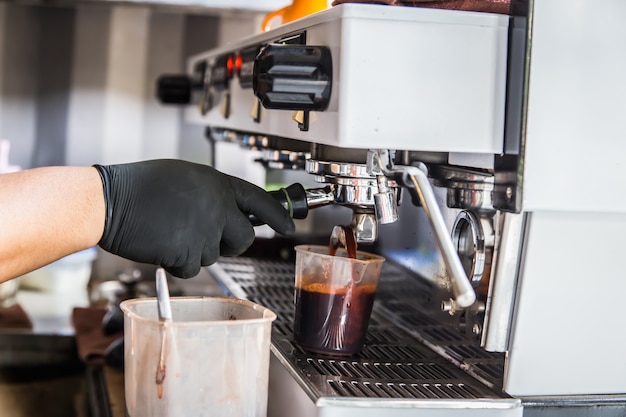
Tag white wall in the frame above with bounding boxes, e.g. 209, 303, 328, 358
32, 7, 75, 167
143, 12, 186, 160
102, 6, 152, 164
66, 5, 111, 166
0, 3, 225, 168
0, 4, 40, 169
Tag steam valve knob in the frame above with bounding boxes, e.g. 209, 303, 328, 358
253, 44, 332, 111
156, 75, 192, 104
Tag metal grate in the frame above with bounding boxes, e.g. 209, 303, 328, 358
212, 257, 508, 402
327, 380, 492, 400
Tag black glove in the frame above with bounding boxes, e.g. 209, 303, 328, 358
94, 159, 295, 278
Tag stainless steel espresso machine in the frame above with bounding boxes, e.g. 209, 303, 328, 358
158, 1, 626, 415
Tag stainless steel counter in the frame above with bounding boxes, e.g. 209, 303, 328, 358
208, 256, 522, 417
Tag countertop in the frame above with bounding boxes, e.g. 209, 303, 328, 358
14, 248, 226, 336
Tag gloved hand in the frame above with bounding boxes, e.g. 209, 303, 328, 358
94, 159, 295, 278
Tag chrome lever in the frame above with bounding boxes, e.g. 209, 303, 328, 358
369, 150, 476, 308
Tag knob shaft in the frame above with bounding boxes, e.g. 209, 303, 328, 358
253, 44, 332, 111
156, 75, 192, 104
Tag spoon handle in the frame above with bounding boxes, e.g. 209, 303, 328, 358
155, 268, 173, 322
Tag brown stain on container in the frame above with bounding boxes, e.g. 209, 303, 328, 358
156, 322, 169, 399
156, 364, 166, 399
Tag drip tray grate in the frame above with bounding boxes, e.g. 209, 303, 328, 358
210, 257, 508, 402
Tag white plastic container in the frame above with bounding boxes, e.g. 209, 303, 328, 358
121, 296, 276, 417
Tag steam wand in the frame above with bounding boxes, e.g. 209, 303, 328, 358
370, 150, 476, 308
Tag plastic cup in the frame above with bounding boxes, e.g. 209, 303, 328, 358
293, 245, 385, 356
121, 296, 276, 417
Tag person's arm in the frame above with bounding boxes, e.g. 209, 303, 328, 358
1, 160, 295, 283
0, 166, 105, 283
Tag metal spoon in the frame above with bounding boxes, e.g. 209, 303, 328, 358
155, 268, 172, 322
155, 267, 171, 398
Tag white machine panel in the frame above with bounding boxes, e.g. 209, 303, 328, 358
503, 0, 626, 397
522, 0, 626, 213
505, 210, 626, 396
186, 4, 509, 153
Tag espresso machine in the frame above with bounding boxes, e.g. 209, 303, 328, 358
158, 1, 626, 415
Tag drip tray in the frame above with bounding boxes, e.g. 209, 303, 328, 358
208, 257, 520, 412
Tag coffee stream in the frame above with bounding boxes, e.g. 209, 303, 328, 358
329, 225, 357, 259
329, 225, 357, 311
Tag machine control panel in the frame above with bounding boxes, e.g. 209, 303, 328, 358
183, 4, 509, 151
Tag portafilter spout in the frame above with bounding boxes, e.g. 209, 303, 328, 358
350, 208, 378, 244
367, 151, 399, 225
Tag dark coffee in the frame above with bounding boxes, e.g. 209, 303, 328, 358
294, 281, 377, 356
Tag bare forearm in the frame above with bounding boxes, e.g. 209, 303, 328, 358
0, 166, 105, 282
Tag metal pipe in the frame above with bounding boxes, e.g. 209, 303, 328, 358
403, 165, 476, 308
369, 148, 476, 308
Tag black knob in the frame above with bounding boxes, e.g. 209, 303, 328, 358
249, 183, 309, 226
156, 75, 192, 104
253, 44, 332, 111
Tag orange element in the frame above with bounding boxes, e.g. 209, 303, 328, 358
262, 0, 329, 32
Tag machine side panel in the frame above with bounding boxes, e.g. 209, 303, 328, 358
523, 0, 626, 213
505, 210, 626, 396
